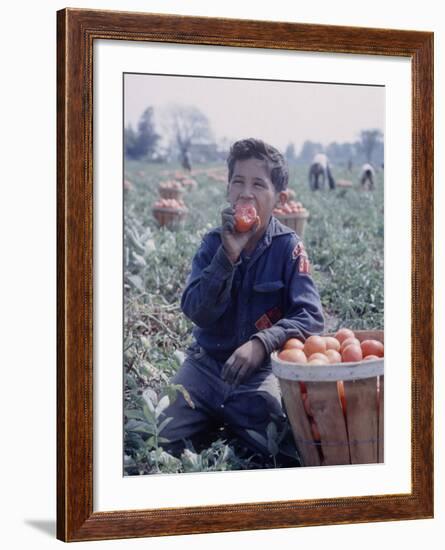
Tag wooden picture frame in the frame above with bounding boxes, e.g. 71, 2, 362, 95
57, 8, 434, 542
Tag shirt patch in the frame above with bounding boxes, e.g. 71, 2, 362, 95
292, 241, 311, 274
292, 241, 307, 260
255, 307, 283, 330
255, 314, 273, 330
267, 306, 282, 324
299, 256, 311, 274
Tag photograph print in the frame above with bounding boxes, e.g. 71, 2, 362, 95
123, 72, 385, 476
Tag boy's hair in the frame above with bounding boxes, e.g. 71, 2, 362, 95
227, 138, 289, 192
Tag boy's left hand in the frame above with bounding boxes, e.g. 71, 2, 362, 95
222, 339, 267, 387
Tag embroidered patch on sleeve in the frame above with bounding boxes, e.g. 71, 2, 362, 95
292, 242, 306, 260
292, 241, 311, 274
299, 255, 311, 274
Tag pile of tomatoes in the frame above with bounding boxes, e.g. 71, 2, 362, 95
278, 328, 384, 365
152, 198, 187, 211
278, 329, 384, 448
273, 200, 308, 217
165, 172, 198, 190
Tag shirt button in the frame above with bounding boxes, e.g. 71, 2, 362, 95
220, 404, 224, 409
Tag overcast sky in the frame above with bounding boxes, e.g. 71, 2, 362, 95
124, 73, 384, 154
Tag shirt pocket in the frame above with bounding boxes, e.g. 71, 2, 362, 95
253, 281, 285, 293
251, 281, 285, 327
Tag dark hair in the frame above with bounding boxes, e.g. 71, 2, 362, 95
227, 138, 288, 192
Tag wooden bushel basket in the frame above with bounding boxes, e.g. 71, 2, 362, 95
271, 330, 384, 467
152, 207, 187, 228
336, 179, 353, 188
275, 210, 310, 238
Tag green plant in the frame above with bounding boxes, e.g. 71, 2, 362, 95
247, 416, 301, 469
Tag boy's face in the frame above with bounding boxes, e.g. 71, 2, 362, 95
227, 158, 286, 231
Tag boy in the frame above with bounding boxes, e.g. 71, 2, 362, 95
161, 138, 324, 461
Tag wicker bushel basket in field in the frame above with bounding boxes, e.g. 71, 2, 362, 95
274, 210, 310, 238
271, 330, 384, 467
152, 207, 187, 228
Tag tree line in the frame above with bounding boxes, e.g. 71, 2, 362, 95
285, 130, 384, 167
125, 105, 384, 168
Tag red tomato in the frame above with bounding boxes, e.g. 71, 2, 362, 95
307, 353, 329, 364
340, 337, 361, 352
234, 204, 259, 232
326, 349, 342, 363
278, 348, 307, 364
361, 339, 384, 358
341, 344, 363, 363
283, 338, 304, 351
304, 335, 327, 357
335, 328, 355, 344
324, 336, 341, 352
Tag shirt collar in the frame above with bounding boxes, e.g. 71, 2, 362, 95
263, 215, 294, 244
245, 216, 294, 266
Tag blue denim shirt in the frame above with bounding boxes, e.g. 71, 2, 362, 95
181, 216, 325, 362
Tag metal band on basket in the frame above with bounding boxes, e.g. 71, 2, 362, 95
293, 436, 384, 447
271, 351, 384, 381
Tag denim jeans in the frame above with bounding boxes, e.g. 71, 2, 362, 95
160, 343, 285, 458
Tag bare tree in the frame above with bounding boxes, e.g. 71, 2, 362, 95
163, 104, 213, 171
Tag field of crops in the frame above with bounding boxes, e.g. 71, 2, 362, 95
123, 160, 384, 475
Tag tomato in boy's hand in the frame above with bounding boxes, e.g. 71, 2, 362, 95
234, 204, 259, 232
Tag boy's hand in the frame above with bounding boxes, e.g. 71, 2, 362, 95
222, 339, 267, 387
221, 206, 259, 264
